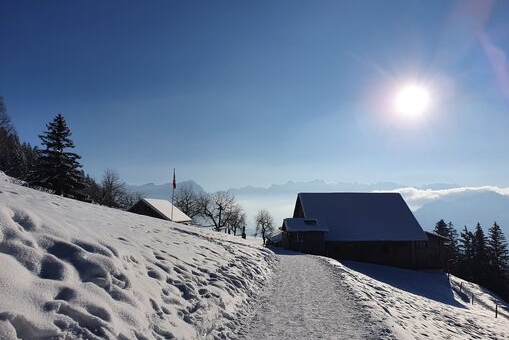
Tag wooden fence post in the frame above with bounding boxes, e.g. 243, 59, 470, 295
471, 293, 474, 305
495, 304, 498, 318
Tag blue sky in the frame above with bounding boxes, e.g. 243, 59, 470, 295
1, 0, 509, 191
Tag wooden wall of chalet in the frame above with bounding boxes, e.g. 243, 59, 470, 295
413, 234, 445, 269
283, 231, 326, 255
281, 229, 445, 269
325, 241, 417, 268
324, 238, 445, 269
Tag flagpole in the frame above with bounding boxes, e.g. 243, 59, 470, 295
171, 168, 175, 221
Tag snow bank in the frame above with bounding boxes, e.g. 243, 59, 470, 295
328, 259, 509, 340
0, 173, 275, 340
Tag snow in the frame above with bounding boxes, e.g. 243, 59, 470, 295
240, 250, 392, 340
139, 198, 192, 223
328, 259, 509, 340
297, 192, 427, 241
240, 249, 509, 340
2, 171, 509, 340
265, 231, 282, 244
0, 173, 276, 340
282, 218, 329, 232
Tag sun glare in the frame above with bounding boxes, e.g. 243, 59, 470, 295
395, 84, 430, 117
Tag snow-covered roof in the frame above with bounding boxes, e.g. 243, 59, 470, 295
141, 198, 192, 223
266, 230, 283, 243
294, 193, 427, 242
425, 231, 449, 241
282, 218, 329, 232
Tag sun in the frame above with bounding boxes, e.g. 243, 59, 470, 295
395, 84, 430, 117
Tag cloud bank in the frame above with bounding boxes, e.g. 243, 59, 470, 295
375, 186, 509, 211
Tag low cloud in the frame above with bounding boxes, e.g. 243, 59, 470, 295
374, 186, 509, 211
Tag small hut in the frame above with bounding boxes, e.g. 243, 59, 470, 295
266, 230, 283, 247
281, 218, 328, 254
128, 198, 192, 224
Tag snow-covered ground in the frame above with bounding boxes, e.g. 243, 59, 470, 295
2, 171, 509, 340
0, 173, 275, 340
329, 259, 509, 339
239, 250, 509, 340
239, 250, 393, 340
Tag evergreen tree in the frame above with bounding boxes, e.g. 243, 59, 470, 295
81, 174, 102, 203
472, 223, 490, 285
30, 114, 85, 196
434, 219, 448, 236
487, 222, 509, 280
459, 226, 474, 279
0, 97, 22, 177
18, 142, 39, 180
447, 221, 459, 258
433, 219, 459, 271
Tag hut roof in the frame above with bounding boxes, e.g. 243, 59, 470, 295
133, 198, 192, 223
294, 192, 427, 242
266, 230, 283, 243
282, 218, 329, 232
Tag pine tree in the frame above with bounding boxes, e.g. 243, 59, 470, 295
0, 96, 22, 177
447, 222, 459, 257
487, 222, 509, 280
30, 114, 85, 196
472, 223, 490, 285
434, 219, 448, 236
459, 226, 474, 279
433, 220, 459, 271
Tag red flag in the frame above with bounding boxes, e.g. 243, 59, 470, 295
172, 169, 176, 190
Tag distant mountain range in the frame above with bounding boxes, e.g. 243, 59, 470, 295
127, 180, 509, 236
126, 180, 206, 200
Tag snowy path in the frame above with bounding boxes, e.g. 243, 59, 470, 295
239, 251, 393, 340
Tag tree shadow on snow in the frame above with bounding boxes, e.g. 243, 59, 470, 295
342, 261, 465, 308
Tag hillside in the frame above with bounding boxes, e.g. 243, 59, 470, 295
329, 259, 509, 339
2, 173, 509, 340
0, 174, 275, 340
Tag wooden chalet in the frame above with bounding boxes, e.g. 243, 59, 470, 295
286, 192, 445, 269
128, 198, 192, 224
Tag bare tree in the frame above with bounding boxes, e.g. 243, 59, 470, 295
174, 182, 200, 219
224, 203, 247, 235
197, 191, 239, 232
255, 209, 275, 245
100, 169, 127, 208
118, 191, 143, 210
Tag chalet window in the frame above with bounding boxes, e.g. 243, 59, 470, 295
304, 219, 317, 226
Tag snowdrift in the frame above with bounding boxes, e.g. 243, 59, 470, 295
0, 173, 275, 340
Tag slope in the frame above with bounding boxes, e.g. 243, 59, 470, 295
329, 259, 509, 339
0, 173, 275, 340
